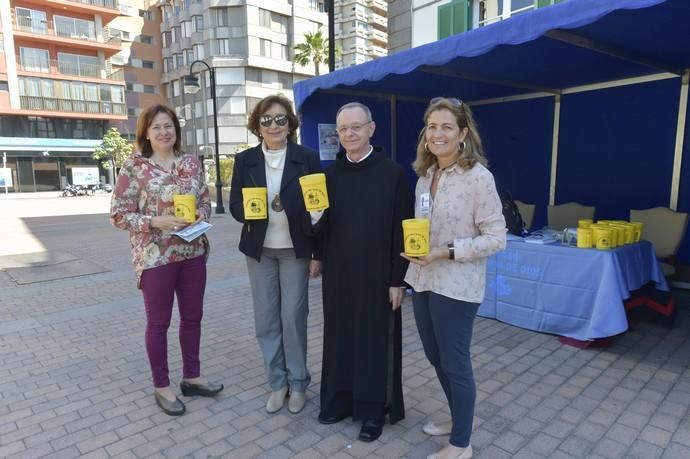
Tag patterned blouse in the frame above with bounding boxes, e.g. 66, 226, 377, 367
110, 153, 210, 284
404, 162, 507, 303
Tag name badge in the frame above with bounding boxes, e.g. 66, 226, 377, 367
419, 192, 431, 215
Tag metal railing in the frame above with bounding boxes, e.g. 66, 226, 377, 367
19, 95, 126, 115
64, 0, 120, 10
13, 16, 121, 46
17, 57, 124, 81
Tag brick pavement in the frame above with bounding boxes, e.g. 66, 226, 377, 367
1, 194, 689, 458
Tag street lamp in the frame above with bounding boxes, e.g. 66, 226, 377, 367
184, 60, 225, 214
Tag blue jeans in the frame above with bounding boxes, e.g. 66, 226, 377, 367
412, 291, 478, 448
246, 248, 311, 392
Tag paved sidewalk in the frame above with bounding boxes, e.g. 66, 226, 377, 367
0, 195, 689, 459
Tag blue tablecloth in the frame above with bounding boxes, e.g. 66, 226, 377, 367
479, 240, 669, 340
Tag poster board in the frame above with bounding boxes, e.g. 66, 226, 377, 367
72, 167, 100, 185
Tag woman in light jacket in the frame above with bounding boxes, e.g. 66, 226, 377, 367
402, 97, 506, 459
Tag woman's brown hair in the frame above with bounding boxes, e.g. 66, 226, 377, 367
135, 104, 182, 158
247, 94, 299, 143
412, 98, 487, 176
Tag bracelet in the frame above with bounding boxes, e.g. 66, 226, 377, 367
448, 243, 455, 260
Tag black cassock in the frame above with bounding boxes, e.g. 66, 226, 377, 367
316, 148, 413, 423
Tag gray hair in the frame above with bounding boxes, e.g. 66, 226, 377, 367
336, 102, 372, 122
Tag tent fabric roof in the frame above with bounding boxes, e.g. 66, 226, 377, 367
295, 0, 690, 110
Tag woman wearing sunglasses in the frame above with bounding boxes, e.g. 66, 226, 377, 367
401, 97, 506, 459
229, 94, 321, 415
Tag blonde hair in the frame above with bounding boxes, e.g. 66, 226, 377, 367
412, 98, 487, 176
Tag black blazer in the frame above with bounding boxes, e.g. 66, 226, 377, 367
229, 141, 321, 262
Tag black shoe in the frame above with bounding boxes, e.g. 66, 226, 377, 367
318, 412, 349, 425
358, 418, 383, 442
154, 392, 186, 416
180, 380, 224, 397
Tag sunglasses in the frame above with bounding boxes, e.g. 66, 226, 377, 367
430, 97, 463, 107
260, 114, 289, 127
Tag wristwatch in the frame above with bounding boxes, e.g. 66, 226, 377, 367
448, 243, 455, 260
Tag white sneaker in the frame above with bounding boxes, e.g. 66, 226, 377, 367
422, 421, 452, 436
288, 391, 306, 414
427, 444, 473, 459
266, 387, 288, 414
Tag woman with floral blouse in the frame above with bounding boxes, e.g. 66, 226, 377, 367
402, 98, 506, 459
111, 104, 223, 416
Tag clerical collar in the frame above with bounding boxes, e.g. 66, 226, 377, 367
345, 145, 374, 163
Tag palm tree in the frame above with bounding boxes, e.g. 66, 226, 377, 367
294, 30, 332, 75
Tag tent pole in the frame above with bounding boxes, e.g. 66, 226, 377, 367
670, 70, 689, 211
390, 96, 397, 161
548, 95, 561, 206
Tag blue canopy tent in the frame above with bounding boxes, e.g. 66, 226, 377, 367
293, 0, 690, 263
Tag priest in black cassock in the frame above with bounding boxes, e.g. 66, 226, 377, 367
312, 102, 414, 443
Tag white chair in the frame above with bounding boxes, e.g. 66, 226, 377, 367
515, 200, 536, 231
547, 202, 595, 230
630, 207, 689, 278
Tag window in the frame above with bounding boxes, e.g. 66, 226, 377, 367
193, 15, 204, 31
214, 39, 237, 56
127, 107, 136, 116
19, 47, 49, 73
140, 34, 153, 44
57, 52, 99, 78
126, 82, 133, 91
438, 0, 470, 39
142, 60, 155, 69
111, 28, 131, 41
181, 21, 192, 38
54, 15, 96, 40
15, 8, 47, 34
184, 49, 194, 65
259, 9, 288, 33
139, 9, 153, 20
171, 26, 181, 42
163, 57, 173, 72
144, 85, 156, 94
309, 0, 325, 12
259, 9, 271, 28
193, 44, 205, 60
174, 53, 184, 68
161, 31, 172, 47
259, 39, 271, 57
216, 8, 229, 27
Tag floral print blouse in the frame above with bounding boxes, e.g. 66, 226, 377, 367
110, 153, 210, 284
404, 162, 506, 303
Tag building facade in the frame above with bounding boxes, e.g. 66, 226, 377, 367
157, 0, 327, 156
387, 0, 562, 53
0, 0, 164, 192
334, 0, 388, 68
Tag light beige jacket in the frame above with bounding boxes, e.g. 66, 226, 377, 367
404, 162, 507, 303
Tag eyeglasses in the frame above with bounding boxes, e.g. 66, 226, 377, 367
260, 114, 289, 127
430, 97, 463, 107
336, 121, 371, 135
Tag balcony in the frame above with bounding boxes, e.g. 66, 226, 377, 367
367, 0, 387, 16
17, 57, 125, 82
43, 0, 120, 22
368, 29, 388, 46
19, 95, 127, 117
13, 17, 122, 57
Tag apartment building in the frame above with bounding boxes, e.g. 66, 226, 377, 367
387, 0, 562, 53
157, 0, 327, 156
334, 0, 388, 68
0, 0, 164, 192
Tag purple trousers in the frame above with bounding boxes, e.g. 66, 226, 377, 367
140, 255, 206, 388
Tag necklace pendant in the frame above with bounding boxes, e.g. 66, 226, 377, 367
271, 194, 284, 212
